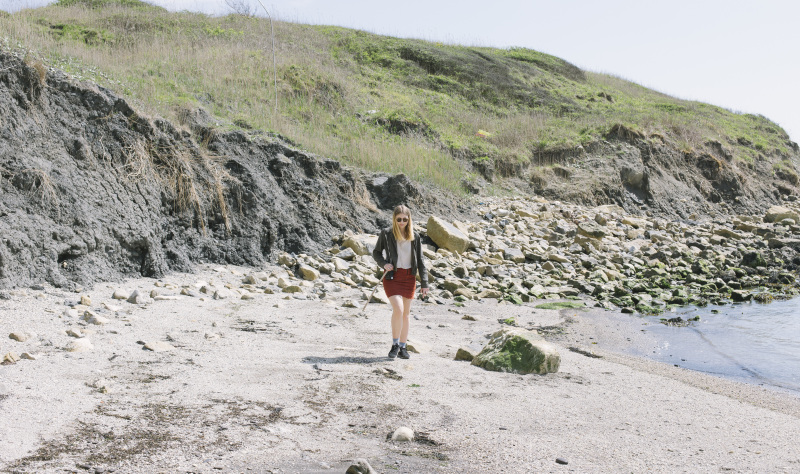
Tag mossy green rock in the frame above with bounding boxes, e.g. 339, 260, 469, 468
471, 328, 561, 375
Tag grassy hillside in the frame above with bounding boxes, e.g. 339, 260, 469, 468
1, 0, 797, 193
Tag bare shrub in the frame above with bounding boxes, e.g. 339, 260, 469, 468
224, 0, 256, 17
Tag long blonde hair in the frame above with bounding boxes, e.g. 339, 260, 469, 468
391, 205, 414, 242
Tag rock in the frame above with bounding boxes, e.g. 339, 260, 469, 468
243, 274, 259, 284
2, 352, 21, 364
90, 378, 113, 393
181, 288, 199, 297
369, 291, 389, 304
80, 295, 92, 306
471, 327, 561, 374
391, 426, 415, 442
154, 295, 180, 301
427, 216, 470, 253
346, 458, 377, 474
556, 458, 569, 465
213, 288, 235, 300
342, 299, 358, 308
66, 339, 93, 352
503, 247, 526, 263
477, 289, 503, 299
82, 311, 110, 325
102, 302, 121, 311
9, 332, 35, 342
283, 285, 303, 294
20, 352, 37, 360
112, 289, 130, 300
63, 308, 79, 318
241, 292, 256, 300
461, 314, 478, 321
406, 340, 429, 354
67, 328, 83, 338
731, 290, 752, 302
342, 234, 377, 256
332, 257, 351, 272
298, 264, 320, 281
577, 220, 607, 239
142, 341, 175, 352
455, 347, 476, 361
622, 216, 648, 228
337, 248, 357, 261
764, 205, 799, 224
127, 289, 149, 304
278, 252, 296, 267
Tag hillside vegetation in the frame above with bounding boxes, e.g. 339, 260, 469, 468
1, 0, 798, 196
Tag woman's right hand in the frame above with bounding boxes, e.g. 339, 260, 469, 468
384, 263, 394, 272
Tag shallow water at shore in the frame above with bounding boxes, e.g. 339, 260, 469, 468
632, 297, 800, 394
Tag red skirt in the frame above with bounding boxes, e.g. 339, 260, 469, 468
384, 268, 416, 299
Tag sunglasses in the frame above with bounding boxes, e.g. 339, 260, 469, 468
396, 217, 409, 223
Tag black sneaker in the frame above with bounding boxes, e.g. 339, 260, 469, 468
398, 346, 410, 359
388, 344, 400, 359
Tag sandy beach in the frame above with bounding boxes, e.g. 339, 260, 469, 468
1, 263, 799, 473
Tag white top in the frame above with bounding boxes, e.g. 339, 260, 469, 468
396, 239, 412, 269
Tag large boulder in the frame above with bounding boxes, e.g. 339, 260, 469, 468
764, 205, 799, 224
471, 328, 561, 374
427, 216, 469, 253
342, 233, 378, 256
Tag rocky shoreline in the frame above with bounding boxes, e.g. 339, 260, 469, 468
267, 195, 800, 325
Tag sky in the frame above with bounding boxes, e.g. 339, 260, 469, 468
3, 0, 800, 143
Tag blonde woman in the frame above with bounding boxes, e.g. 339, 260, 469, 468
372, 205, 429, 359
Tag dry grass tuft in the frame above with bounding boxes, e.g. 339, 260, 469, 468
122, 138, 154, 181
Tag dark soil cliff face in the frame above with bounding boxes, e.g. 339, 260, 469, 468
0, 50, 466, 290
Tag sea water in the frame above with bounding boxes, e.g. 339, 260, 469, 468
630, 297, 800, 394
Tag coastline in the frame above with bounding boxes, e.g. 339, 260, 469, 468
2, 265, 799, 473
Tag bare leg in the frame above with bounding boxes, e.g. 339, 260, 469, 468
389, 295, 404, 339
399, 297, 413, 343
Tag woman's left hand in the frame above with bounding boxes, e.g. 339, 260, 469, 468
420, 287, 429, 297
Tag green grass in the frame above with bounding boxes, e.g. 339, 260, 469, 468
1, 1, 796, 193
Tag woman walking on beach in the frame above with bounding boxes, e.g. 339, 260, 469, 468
372, 205, 429, 359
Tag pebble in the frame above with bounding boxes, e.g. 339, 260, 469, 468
102, 302, 121, 312
346, 458, 377, 474
556, 458, 569, 465
67, 328, 83, 338
112, 289, 130, 300
2, 352, 21, 364
63, 308, 79, 318
83, 310, 110, 325
127, 289, 149, 304
391, 426, 414, 442
80, 295, 92, 306
342, 299, 358, 308
154, 295, 180, 301
20, 352, 38, 360
142, 341, 174, 352
66, 339, 93, 352
180, 288, 200, 297
9, 332, 35, 342
241, 292, 255, 300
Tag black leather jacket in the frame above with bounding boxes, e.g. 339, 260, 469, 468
372, 228, 429, 288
